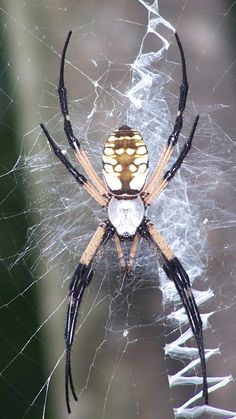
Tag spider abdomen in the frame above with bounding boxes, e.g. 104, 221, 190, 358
107, 195, 145, 238
103, 125, 149, 195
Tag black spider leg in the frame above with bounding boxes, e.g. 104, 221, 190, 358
40, 123, 87, 185
57, 30, 80, 151
162, 32, 200, 184
40, 124, 108, 207
167, 32, 189, 150
65, 222, 114, 414
144, 32, 198, 205
65, 263, 93, 414
163, 114, 199, 183
162, 256, 208, 404
138, 219, 208, 404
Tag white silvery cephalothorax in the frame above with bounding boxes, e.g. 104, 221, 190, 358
108, 196, 145, 237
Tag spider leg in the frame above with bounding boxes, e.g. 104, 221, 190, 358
143, 32, 190, 200
138, 218, 208, 404
58, 31, 108, 196
40, 123, 108, 207
114, 233, 141, 275
65, 221, 114, 413
127, 233, 141, 274
162, 114, 199, 184
114, 234, 126, 271
144, 115, 199, 205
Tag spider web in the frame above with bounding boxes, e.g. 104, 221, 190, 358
0, 0, 236, 418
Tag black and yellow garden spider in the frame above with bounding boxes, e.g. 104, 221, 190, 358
40, 30, 208, 414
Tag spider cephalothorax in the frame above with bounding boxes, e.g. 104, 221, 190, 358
40, 30, 208, 414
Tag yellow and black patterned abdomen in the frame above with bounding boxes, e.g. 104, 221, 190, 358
102, 125, 149, 195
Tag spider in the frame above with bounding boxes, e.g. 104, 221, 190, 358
40, 30, 208, 414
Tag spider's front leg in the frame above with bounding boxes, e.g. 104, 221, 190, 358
127, 234, 141, 274
138, 218, 208, 405
65, 220, 114, 413
114, 233, 141, 276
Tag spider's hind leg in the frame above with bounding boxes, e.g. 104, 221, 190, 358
40, 123, 108, 207
144, 114, 199, 205
57, 30, 108, 196
143, 32, 194, 205
162, 114, 199, 184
